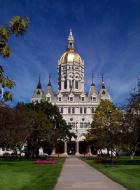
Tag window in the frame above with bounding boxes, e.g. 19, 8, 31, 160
80, 122, 84, 128
69, 80, 72, 88
80, 107, 82, 114
58, 97, 61, 101
60, 107, 63, 113
72, 107, 75, 114
93, 97, 96, 101
81, 97, 84, 101
91, 107, 95, 113
102, 90, 106, 95
68, 122, 76, 128
70, 97, 73, 101
84, 107, 87, 114
75, 81, 78, 89
68, 107, 71, 114
46, 97, 50, 101
91, 96, 97, 101
64, 80, 67, 89
36, 90, 40, 95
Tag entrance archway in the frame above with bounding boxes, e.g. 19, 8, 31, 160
56, 141, 64, 154
67, 141, 76, 155
79, 141, 88, 154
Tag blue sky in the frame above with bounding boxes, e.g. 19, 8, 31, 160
0, 0, 140, 106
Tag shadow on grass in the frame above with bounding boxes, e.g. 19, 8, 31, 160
115, 159, 140, 165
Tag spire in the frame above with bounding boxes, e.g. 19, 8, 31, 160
101, 74, 105, 89
48, 73, 51, 86
91, 72, 95, 86
36, 76, 42, 89
68, 29, 74, 49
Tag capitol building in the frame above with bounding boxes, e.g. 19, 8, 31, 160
31, 30, 111, 156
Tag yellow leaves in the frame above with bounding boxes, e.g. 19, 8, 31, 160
0, 75, 15, 89
3, 91, 13, 101
10, 16, 29, 36
1, 44, 11, 57
0, 16, 29, 102
0, 27, 10, 40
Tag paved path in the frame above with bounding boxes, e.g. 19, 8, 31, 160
54, 157, 127, 190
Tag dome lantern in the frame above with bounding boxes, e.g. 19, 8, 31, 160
59, 29, 83, 65
68, 29, 74, 49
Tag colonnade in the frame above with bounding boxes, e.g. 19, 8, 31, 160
51, 141, 92, 156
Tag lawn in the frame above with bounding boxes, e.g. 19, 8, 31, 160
82, 156, 140, 190
0, 158, 65, 190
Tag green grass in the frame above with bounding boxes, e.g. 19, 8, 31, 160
0, 158, 65, 190
82, 156, 140, 190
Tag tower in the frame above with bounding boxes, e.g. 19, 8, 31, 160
58, 29, 84, 94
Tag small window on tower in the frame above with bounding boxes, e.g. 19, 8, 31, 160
102, 90, 106, 95
58, 97, 61, 101
64, 80, 67, 89
75, 81, 78, 89
81, 97, 84, 101
37, 90, 40, 95
92, 97, 96, 101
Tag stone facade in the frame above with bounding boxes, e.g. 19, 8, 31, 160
31, 30, 111, 155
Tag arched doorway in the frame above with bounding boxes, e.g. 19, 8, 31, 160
67, 141, 76, 155
79, 141, 88, 154
56, 141, 64, 154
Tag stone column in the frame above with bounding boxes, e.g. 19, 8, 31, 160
51, 147, 56, 156
88, 145, 92, 156
75, 141, 80, 156
64, 141, 68, 156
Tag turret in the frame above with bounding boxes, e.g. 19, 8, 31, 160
99, 75, 111, 101
31, 76, 43, 102
88, 73, 98, 102
44, 74, 54, 102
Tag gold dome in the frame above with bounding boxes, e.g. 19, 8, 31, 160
60, 49, 83, 65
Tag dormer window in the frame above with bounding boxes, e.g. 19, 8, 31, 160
46, 97, 50, 102
91, 96, 96, 101
70, 97, 73, 101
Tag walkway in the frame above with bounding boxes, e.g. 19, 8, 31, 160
54, 157, 127, 190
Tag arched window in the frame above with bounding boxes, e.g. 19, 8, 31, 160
64, 79, 67, 89
69, 80, 72, 89
75, 81, 78, 89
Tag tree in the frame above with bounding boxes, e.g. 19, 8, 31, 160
0, 106, 28, 154
0, 16, 29, 102
123, 84, 140, 159
15, 101, 74, 158
86, 100, 123, 159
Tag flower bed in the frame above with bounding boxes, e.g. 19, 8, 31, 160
34, 159, 56, 164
